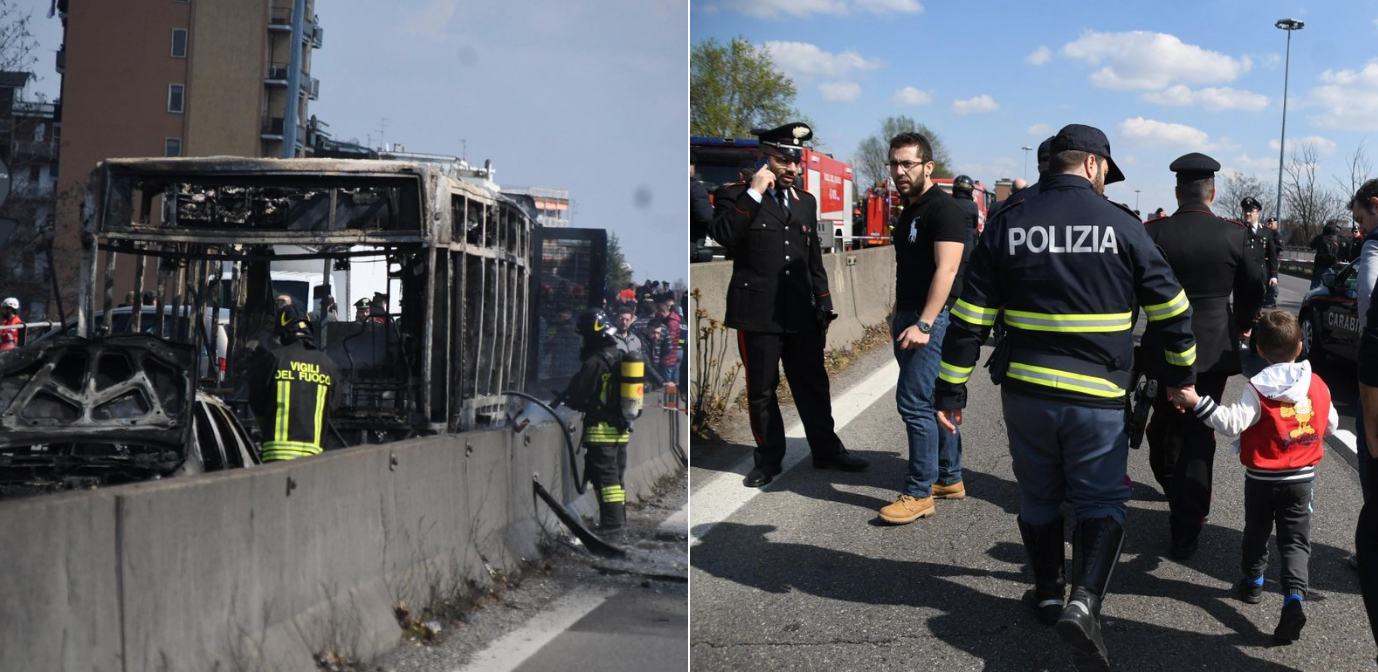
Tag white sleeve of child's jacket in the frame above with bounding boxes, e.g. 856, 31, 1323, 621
1191, 387, 1262, 438
1328, 400, 1340, 435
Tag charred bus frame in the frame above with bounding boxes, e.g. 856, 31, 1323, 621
79, 157, 534, 441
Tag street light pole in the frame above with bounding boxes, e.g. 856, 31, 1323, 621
1275, 18, 1304, 230
1021, 146, 1033, 181
1135, 190, 1141, 212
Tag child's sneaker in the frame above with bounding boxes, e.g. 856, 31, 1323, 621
1273, 594, 1306, 643
1235, 576, 1263, 604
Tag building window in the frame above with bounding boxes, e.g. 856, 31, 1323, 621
171, 29, 187, 57
168, 83, 184, 113
165, 138, 182, 157
49, 162, 59, 179
29, 165, 40, 181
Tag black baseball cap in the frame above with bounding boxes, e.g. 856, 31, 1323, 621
1050, 124, 1125, 184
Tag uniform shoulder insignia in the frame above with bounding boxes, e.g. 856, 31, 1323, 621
1227, 218, 1247, 227
1147, 214, 1168, 223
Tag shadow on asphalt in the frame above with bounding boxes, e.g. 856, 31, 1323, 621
694, 520, 1305, 671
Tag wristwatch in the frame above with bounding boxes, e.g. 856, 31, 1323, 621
916, 320, 933, 334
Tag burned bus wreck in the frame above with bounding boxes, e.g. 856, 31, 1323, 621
76, 157, 534, 445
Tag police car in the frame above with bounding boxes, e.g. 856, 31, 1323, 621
1299, 261, 1360, 364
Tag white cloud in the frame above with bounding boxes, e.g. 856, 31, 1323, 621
763, 41, 883, 80
891, 86, 933, 106
1062, 31, 1251, 90
1118, 117, 1215, 149
819, 81, 862, 102
1267, 135, 1337, 156
1025, 46, 1052, 66
1228, 154, 1283, 173
1027, 123, 1051, 137
1259, 53, 1282, 69
1141, 85, 1269, 112
1309, 60, 1378, 131
405, 0, 460, 37
714, 0, 919, 18
952, 94, 998, 115
852, 0, 923, 13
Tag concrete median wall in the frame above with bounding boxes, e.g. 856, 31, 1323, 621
690, 247, 895, 402
0, 394, 685, 671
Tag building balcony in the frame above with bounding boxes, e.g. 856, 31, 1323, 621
265, 61, 290, 84
260, 116, 285, 139
55, 47, 65, 74
306, 77, 319, 100
12, 140, 59, 161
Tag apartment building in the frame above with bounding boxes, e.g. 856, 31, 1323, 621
50, 0, 328, 304
0, 72, 59, 319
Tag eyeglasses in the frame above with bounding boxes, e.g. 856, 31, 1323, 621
885, 160, 928, 171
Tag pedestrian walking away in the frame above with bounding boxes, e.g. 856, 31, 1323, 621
878, 131, 968, 524
707, 121, 869, 488
1142, 152, 1266, 562
1176, 310, 1336, 643
935, 124, 1197, 672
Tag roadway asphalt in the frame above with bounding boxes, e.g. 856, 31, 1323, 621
690, 273, 1377, 671
375, 469, 688, 672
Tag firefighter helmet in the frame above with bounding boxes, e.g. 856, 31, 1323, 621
952, 175, 975, 196
275, 304, 313, 341
575, 308, 613, 340
1, 297, 17, 310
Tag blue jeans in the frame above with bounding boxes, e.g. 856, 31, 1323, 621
661, 361, 679, 386
893, 308, 962, 497
1003, 389, 1131, 525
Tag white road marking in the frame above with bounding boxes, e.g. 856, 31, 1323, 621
453, 586, 616, 672
689, 359, 901, 545
659, 500, 689, 534
1334, 428, 1358, 454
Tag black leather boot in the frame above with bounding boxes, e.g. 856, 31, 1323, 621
1056, 516, 1124, 672
599, 500, 627, 543
1018, 516, 1066, 625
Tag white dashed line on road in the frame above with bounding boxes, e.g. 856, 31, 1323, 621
688, 358, 901, 546
1334, 428, 1358, 454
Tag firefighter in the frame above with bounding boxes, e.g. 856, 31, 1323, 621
935, 124, 1196, 672
249, 304, 340, 461
0, 298, 22, 351
1142, 153, 1265, 561
561, 308, 633, 540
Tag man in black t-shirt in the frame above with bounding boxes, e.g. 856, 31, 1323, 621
877, 132, 971, 524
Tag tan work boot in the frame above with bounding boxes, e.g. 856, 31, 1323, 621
879, 494, 935, 524
932, 481, 966, 500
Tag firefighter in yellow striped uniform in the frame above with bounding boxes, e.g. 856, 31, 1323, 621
561, 308, 633, 540
249, 305, 340, 461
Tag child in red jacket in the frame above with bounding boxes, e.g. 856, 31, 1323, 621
1176, 310, 1338, 644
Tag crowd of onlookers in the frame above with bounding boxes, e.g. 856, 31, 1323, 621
608, 279, 684, 389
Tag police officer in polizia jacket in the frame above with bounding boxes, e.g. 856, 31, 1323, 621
707, 121, 869, 488
559, 308, 633, 540
936, 124, 1196, 672
249, 304, 341, 461
1143, 153, 1265, 561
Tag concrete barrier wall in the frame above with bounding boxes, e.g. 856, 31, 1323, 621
0, 393, 685, 671
690, 247, 896, 402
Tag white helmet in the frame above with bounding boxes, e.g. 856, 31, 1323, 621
1, 298, 17, 310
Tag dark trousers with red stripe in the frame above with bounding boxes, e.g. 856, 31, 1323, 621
1148, 370, 1230, 541
737, 328, 843, 471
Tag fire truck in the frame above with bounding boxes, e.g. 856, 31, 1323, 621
854, 177, 995, 249
690, 136, 854, 252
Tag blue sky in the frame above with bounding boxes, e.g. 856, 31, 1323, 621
692, 0, 1378, 220
19, 0, 686, 285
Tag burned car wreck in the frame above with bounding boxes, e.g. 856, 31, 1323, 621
0, 334, 258, 498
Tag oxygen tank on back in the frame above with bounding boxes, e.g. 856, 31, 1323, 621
619, 350, 645, 421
